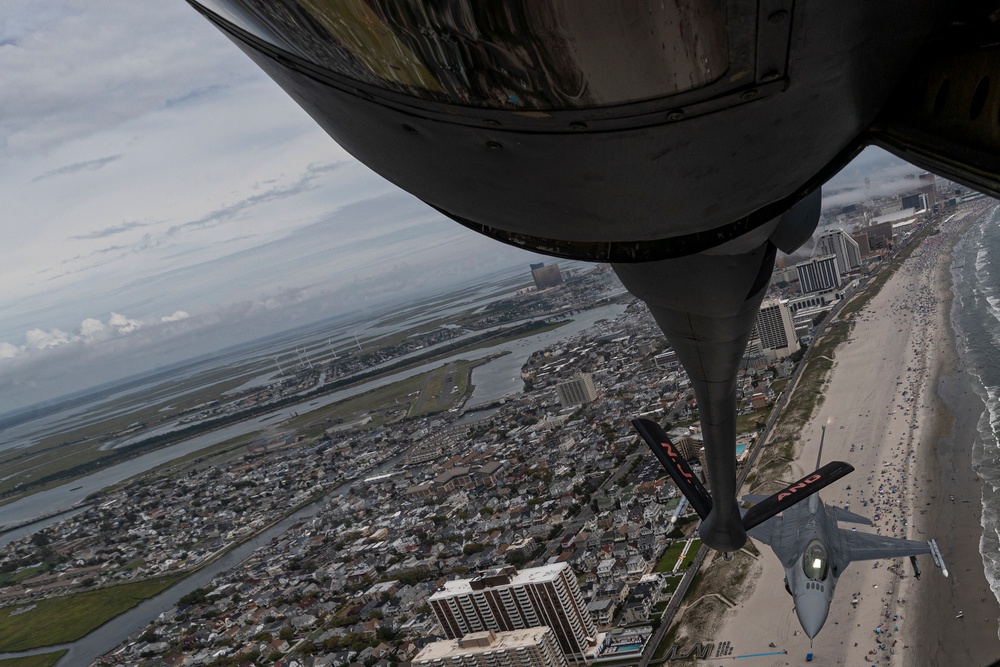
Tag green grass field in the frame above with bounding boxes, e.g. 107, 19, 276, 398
0, 576, 183, 652
735, 408, 769, 434
654, 539, 701, 573
0, 651, 68, 667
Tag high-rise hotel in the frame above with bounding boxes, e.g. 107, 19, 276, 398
814, 228, 861, 276
429, 564, 597, 664
754, 298, 800, 360
795, 254, 841, 294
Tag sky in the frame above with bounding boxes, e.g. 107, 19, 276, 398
0, 2, 928, 413
0, 1, 556, 411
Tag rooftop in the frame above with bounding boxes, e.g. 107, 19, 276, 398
414, 628, 554, 660
429, 563, 571, 600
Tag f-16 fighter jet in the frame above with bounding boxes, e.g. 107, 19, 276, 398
634, 419, 947, 640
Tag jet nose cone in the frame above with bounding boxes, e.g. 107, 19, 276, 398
795, 593, 830, 639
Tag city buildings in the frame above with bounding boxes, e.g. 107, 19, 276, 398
0, 260, 815, 667
795, 254, 841, 294
754, 298, 800, 361
429, 564, 598, 663
412, 628, 569, 667
555, 373, 598, 407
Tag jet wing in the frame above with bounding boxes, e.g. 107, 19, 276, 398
828, 506, 873, 526
746, 517, 779, 546
745, 514, 803, 566
841, 529, 930, 562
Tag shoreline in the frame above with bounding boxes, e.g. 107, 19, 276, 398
707, 205, 999, 665
912, 211, 1000, 665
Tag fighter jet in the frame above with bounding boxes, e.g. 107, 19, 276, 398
185, 0, 1000, 552
635, 418, 948, 639
746, 488, 947, 640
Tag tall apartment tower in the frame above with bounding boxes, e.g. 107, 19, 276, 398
795, 254, 841, 295
555, 373, 597, 407
900, 192, 929, 212
413, 628, 569, 667
429, 564, 598, 664
754, 298, 800, 360
530, 263, 564, 290
919, 171, 937, 209
814, 229, 861, 276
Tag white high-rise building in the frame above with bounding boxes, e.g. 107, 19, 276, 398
796, 254, 841, 295
413, 628, 569, 667
555, 373, 597, 407
815, 229, 861, 276
429, 564, 597, 664
754, 298, 800, 361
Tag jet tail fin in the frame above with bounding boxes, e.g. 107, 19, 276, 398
742, 461, 854, 530
632, 418, 713, 520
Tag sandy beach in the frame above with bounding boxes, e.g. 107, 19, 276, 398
706, 206, 1000, 666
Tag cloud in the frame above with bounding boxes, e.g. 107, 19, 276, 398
108, 312, 142, 334
821, 147, 924, 210
70, 219, 152, 240
0, 3, 558, 413
0, 311, 150, 361
25, 327, 72, 350
164, 84, 228, 109
165, 161, 348, 238
0, 2, 255, 157
32, 154, 121, 182
80, 318, 105, 338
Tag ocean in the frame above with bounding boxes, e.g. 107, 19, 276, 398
950, 203, 1000, 605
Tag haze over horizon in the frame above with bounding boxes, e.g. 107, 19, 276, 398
0, 1, 932, 413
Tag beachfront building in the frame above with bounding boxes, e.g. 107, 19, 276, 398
796, 254, 841, 294
815, 228, 862, 276
754, 298, 800, 361
429, 564, 598, 664
919, 171, 937, 208
530, 262, 564, 290
901, 192, 929, 212
857, 220, 895, 251
412, 628, 569, 667
667, 427, 702, 461
850, 231, 872, 257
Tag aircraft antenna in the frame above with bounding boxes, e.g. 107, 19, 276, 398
816, 422, 827, 470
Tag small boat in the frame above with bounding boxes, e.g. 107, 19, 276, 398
956, 611, 964, 619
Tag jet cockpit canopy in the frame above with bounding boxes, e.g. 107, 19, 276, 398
803, 539, 829, 582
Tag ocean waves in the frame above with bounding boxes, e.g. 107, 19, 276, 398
953, 205, 1000, 610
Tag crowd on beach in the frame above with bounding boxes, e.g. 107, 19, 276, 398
738, 214, 967, 664
674, 206, 1000, 665
848, 296, 931, 662
841, 214, 976, 665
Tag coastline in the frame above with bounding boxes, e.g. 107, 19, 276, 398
911, 212, 1000, 665
708, 205, 1000, 665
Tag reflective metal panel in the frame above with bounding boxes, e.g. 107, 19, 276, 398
193, 0, 729, 109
